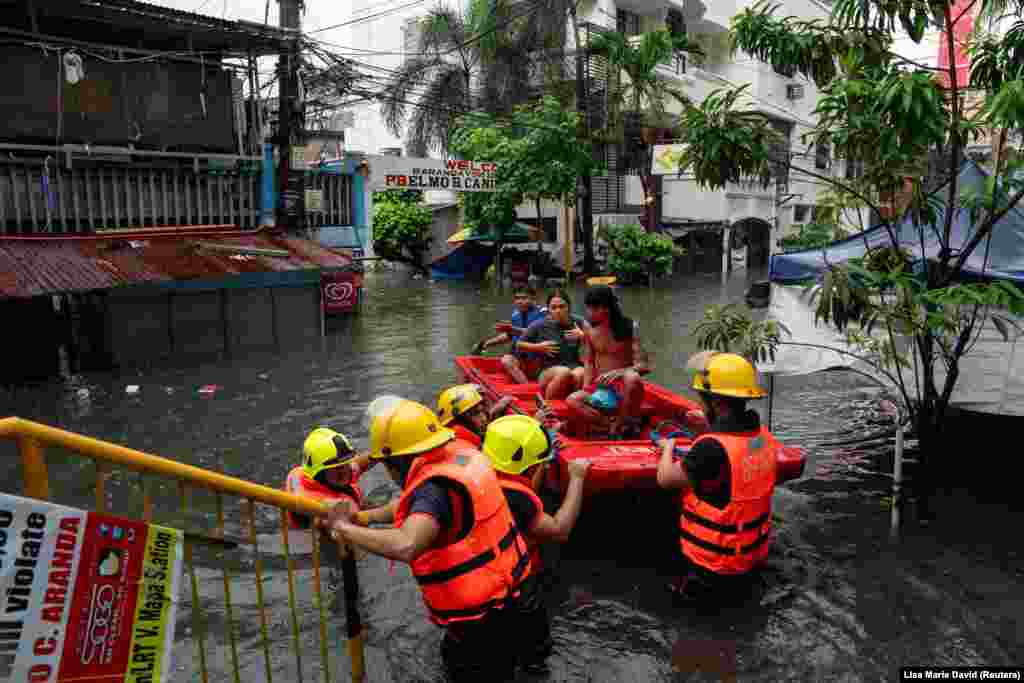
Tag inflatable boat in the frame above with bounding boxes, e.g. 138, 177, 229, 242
455, 356, 806, 495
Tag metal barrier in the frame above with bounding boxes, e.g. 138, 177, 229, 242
0, 417, 365, 683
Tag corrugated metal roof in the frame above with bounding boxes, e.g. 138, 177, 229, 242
0, 230, 355, 299
22, 0, 293, 55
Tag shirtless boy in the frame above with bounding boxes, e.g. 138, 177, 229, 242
567, 285, 651, 436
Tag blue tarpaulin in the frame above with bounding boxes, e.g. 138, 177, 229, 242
430, 242, 495, 280
769, 161, 1024, 285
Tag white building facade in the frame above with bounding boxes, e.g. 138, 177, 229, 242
338, 0, 847, 273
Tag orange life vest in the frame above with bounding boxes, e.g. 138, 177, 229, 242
394, 440, 531, 626
450, 423, 483, 449
679, 427, 779, 575
284, 466, 361, 530
496, 472, 544, 572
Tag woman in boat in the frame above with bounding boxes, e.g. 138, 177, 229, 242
515, 290, 588, 400
481, 414, 592, 670
656, 353, 783, 603
285, 427, 372, 529
435, 384, 514, 448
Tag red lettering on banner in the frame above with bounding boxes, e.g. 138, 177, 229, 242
43, 525, 78, 623
28, 663, 52, 682
33, 636, 58, 656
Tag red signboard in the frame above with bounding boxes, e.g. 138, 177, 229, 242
937, 0, 975, 88
322, 270, 360, 314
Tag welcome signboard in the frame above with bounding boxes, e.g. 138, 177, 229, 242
0, 493, 182, 683
368, 157, 499, 192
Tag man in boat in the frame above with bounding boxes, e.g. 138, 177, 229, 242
566, 285, 652, 437
318, 396, 533, 682
655, 352, 781, 603
473, 286, 546, 383
285, 428, 373, 529
436, 383, 514, 448
514, 290, 588, 400
481, 414, 591, 670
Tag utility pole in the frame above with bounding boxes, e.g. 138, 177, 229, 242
277, 0, 304, 233
570, 3, 595, 275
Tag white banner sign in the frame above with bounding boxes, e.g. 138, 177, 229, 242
0, 493, 183, 683
651, 144, 687, 175
368, 157, 499, 192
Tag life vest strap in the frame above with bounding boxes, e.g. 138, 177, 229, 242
415, 526, 519, 586
428, 596, 509, 621
681, 509, 770, 535
680, 527, 771, 556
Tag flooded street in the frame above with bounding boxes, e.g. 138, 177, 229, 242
2, 266, 1021, 682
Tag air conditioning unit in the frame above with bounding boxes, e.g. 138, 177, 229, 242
786, 84, 805, 101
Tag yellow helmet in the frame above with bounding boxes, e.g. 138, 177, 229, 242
302, 427, 356, 479
366, 397, 453, 459
690, 352, 766, 399
482, 415, 553, 476
436, 384, 484, 426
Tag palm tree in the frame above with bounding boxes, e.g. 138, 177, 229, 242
381, 0, 535, 156
590, 30, 696, 231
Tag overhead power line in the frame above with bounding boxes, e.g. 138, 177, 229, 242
307, 0, 431, 34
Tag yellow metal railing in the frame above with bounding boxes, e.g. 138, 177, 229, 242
0, 417, 366, 683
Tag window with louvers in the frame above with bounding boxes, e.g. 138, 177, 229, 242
591, 143, 625, 213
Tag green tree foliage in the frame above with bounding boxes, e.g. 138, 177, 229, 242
379, 0, 534, 155
691, 303, 791, 365
372, 191, 433, 275
778, 221, 851, 252
450, 96, 598, 239
601, 223, 680, 283
674, 0, 1024, 514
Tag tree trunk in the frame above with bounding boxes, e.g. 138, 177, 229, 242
535, 197, 544, 278
912, 330, 941, 522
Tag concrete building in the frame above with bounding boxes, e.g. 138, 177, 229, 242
539, 0, 846, 275
335, 0, 851, 274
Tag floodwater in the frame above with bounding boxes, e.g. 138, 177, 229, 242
2, 266, 1021, 682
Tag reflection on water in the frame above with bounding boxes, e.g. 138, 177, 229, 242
1, 267, 1019, 681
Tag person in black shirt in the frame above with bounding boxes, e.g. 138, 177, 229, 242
516, 290, 588, 400
656, 353, 774, 604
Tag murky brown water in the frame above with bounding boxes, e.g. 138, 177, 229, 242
1, 266, 1021, 682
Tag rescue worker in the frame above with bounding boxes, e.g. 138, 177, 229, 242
435, 384, 514, 448
655, 353, 781, 602
285, 427, 371, 529
318, 397, 532, 682
481, 414, 592, 669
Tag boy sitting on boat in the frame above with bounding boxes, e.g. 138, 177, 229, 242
285, 427, 372, 529
473, 287, 546, 383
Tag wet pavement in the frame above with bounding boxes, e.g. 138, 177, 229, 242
1, 266, 1021, 682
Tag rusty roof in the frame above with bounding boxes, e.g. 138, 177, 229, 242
9, 0, 294, 56
0, 230, 356, 299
